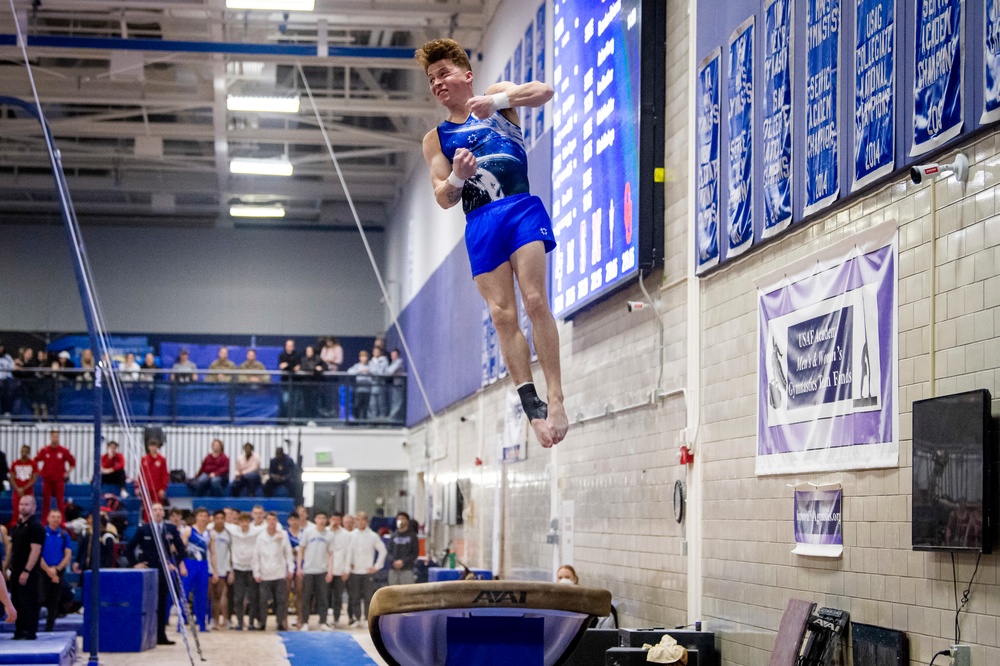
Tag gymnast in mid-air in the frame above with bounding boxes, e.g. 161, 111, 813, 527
417, 38, 567, 447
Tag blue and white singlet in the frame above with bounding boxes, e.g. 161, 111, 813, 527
436, 111, 531, 215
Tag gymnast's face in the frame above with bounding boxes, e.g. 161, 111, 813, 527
427, 59, 473, 107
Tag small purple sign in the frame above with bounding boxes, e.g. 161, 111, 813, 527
793, 487, 843, 557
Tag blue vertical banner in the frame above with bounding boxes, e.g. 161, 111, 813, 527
696, 49, 722, 273
853, 0, 895, 190
984, 0, 1000, 122
535, 2, 547, 141
912, 0, 964, 155
514, 42, 523, 85
524, 22, 535, 146
804, 0, 840, 215
727, 17, 755, 258
762, 0, 793, 238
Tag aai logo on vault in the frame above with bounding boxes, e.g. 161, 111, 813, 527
472, 590, 528, 604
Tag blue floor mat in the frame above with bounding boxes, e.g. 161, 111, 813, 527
280, 631, 378, 666
0, 631, 77, 665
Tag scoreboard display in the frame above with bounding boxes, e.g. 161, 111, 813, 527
548, 0, 664, 318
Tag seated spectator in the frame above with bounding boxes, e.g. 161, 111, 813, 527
119, 352, 141, 382
77, 349, 96, 389
320, 337, 343, 372
32, 350, 57, 421
347, 350, 372, 420
13, 347, 37, 410
191, 439, 230, 497
100, 441, 126, 493
171, 349, 198, 383
139, 353, 158, 382
263, 447, 295, 498
231, 442, 262, 497
237, 349, 270, 383
207, 347, 237, 383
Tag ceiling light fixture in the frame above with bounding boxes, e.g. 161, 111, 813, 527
227, 95, 301, 113
229, 205, 286, 218
230, 157, 294, 177
226, 0, 315, 10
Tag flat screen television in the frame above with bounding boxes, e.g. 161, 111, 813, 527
911, 389, 995, 553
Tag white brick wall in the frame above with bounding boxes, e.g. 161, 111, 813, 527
403, 1, 1000, 663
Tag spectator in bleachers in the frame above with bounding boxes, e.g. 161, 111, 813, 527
207, 347, 237, 383
140, 438, 170, 510
40, 509, 71, 632
368, 346, 390, 419
278, 340, 302, 419
299, 346, 325, 419
347, 350, 372, 420
72, 513, 116, 572
344, 511, 386, 627
263, 448, 295, 498
0, 341, 15, 417
252, 512, 294, 631
140, 352, 158, 382
13, 348, 37, 412
320, 337, 343, 372
237, 349, 270, 383
171, 348, 198, 383
35, 430, 75, 518
119, 352, 141, 382
10, 445, 37, 528
231, 442, 262, 498
100, 441, 126, 494
208, 510, 232, 631
30, 350, 55, 421
386, 349, 406, 420
191, 439, 230, 497
77, 349, 96, 389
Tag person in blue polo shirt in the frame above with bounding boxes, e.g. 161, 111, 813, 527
40, 509, 71, 632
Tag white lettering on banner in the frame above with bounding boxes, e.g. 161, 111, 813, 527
583, 91, 594, 113
597, 68, 614, 96
583, 117, 593, 139
583, 68, 594, 91
584, 18, 594, 43
605, 257, 619, 282
596, 97, 615, 125
597, 38, 615, 66
583, 190, 592, 213
621, 246, 635, 272
597, 0, 621, 37
595, 128, 615, 155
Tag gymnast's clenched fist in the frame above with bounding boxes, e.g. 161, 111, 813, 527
451, 148, 477, 181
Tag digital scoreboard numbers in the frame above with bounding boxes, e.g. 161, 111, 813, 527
549, 0, 644, 317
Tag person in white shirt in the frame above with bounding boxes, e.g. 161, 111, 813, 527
118, 352, 141, 382
252, 512, 294, 631
328, 512, 352, 627
345, 511, 386, 627
208, 510, 233, 631
296, 511, 333, 631
224, 512, 264, 630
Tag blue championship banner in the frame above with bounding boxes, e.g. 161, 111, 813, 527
912, 0, 963, 155
762, 0, 792, 237
984, 0, 1000, 123
696, 48, 722, 273
535, 2, 546, 142
804, 0, 840, 215
853, 0, 895, 190
727, 17, 754, 258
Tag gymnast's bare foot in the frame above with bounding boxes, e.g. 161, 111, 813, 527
547, 400, 568, 445
530, 417, 555, 448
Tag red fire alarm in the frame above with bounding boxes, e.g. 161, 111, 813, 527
474, 457, 483, 467
678, 446, 694, 465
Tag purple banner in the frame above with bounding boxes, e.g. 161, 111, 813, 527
793, 487, 843, 557
757, 224, 898, 474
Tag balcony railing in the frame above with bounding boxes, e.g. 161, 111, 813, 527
0, 367, 406, 427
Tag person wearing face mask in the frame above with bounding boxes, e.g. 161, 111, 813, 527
386, 512, 418, 586
556, 564, 617, 629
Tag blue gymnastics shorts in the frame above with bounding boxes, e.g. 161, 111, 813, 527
464, 193, 557, 277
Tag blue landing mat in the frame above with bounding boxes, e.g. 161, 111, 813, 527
0, 616, 85, 637
281, 631, 378, 666
0, 632, 77, 665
